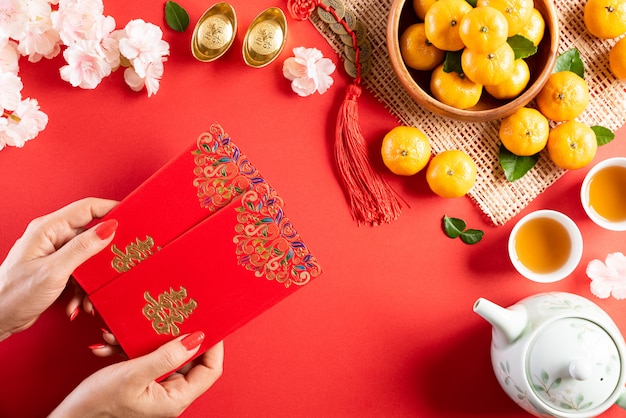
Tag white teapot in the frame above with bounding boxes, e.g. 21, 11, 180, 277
474, 292, 626, 417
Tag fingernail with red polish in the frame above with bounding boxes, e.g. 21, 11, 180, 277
69, 307, 79, 321
181, 331, 205, 351
88, 343, 106, 350
101, 328, 110, 334
95, 219, 118, 240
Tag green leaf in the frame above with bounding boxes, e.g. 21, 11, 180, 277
460, 229, 484, 244
499, 144, 539, 182
443, 215, 466, 238
443, 50, 463, 74
507, 35, 537, 60
165, 1, 190, 32
443, 215, 484, 244
465, 0, 478, 7
553, 48, 585, 78
592, 125, 615, 146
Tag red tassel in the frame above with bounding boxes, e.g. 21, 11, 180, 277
335, 82, 403, 226
289, 0, 403, 225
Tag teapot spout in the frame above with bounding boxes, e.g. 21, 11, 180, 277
474, 298, 528, 348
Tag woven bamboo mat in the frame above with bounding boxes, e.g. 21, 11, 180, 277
311, 0, 626, 225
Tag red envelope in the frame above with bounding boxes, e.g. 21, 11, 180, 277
73, 124, 264, 294
72, 124, 322, 359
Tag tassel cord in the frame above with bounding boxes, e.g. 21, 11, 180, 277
317, 2, 403, 225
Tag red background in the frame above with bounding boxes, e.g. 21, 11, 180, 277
1, 0, 625, 416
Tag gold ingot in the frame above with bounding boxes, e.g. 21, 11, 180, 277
242, 7, 287, 68
191, 2, 237, 62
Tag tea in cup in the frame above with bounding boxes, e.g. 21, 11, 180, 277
581, 157, 626, 231
508, 210, 583, 283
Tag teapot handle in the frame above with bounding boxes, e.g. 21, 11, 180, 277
617, 388, 626, 409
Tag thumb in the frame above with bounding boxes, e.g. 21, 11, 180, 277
50, 219, 118, 279
132, 332, 205, 382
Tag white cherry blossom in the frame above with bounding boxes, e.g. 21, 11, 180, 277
51, 0, 106, 45
0, 0, 29, 40
0, 97, 47, 148
0, 71, 22, 111
15, 17, 61, 62
1, 0, 169, 151
124, 60, 164, 97
118, 19, 169, 78
59, 39, 111, 89
587, 252, 626, 299
0, 40, 19, 74
283, 46, 336, 97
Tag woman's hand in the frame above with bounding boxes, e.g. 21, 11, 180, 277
50, 332, 224, 418
0, 197, 118, 341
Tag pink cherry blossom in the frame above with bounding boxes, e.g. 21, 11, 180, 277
0, 0, 169, 152
0, 71, 23, 111
0, 97, 47, 148
101, 28, 123, 69
283, 47, 335, 97
51, 0, 105, 45
15, 18, 61, 62
11, 98, 48, 142
118, 19, 169, 79
0, 41, 19, 74
586, 252, 626, 299
24, 0, 52, 21
0, 0, 29, 40
123, 60, 163, 97
59, 39, 111, 89
0, 118, 19, 150
12, 0, 61, 62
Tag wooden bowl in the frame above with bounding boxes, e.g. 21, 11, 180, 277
387, 0, 559, 122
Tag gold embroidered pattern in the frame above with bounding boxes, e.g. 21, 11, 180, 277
192, 123, 322, 288
142, 287, 198, 336
191, 124, 260, 212
233, 181, 322, 288
111, 236, 158, 273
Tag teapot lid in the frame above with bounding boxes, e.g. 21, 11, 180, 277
527, 317, 623, 414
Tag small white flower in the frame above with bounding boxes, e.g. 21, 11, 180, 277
11, 97, 47, 143
51, 0, 106, 45
586, 252, 626, 300
59, 39, 112, 89
123, 60, 164, 97
100, 27, 123, 69
283, 46, 335, 97
24, 0, 53, 21
0, 71, 23, 111
15, 17, 61, 62
0, 40, 20, 74
0, 97, 47, 148
0, 116, 16, 150
0, 0, 29, 40
119, 19, 169, 78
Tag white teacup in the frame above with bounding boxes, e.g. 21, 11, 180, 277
508, 210, 583, 283
581, 157, 626, 231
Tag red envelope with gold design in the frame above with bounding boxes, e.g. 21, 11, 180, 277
72, 124, 322, 359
